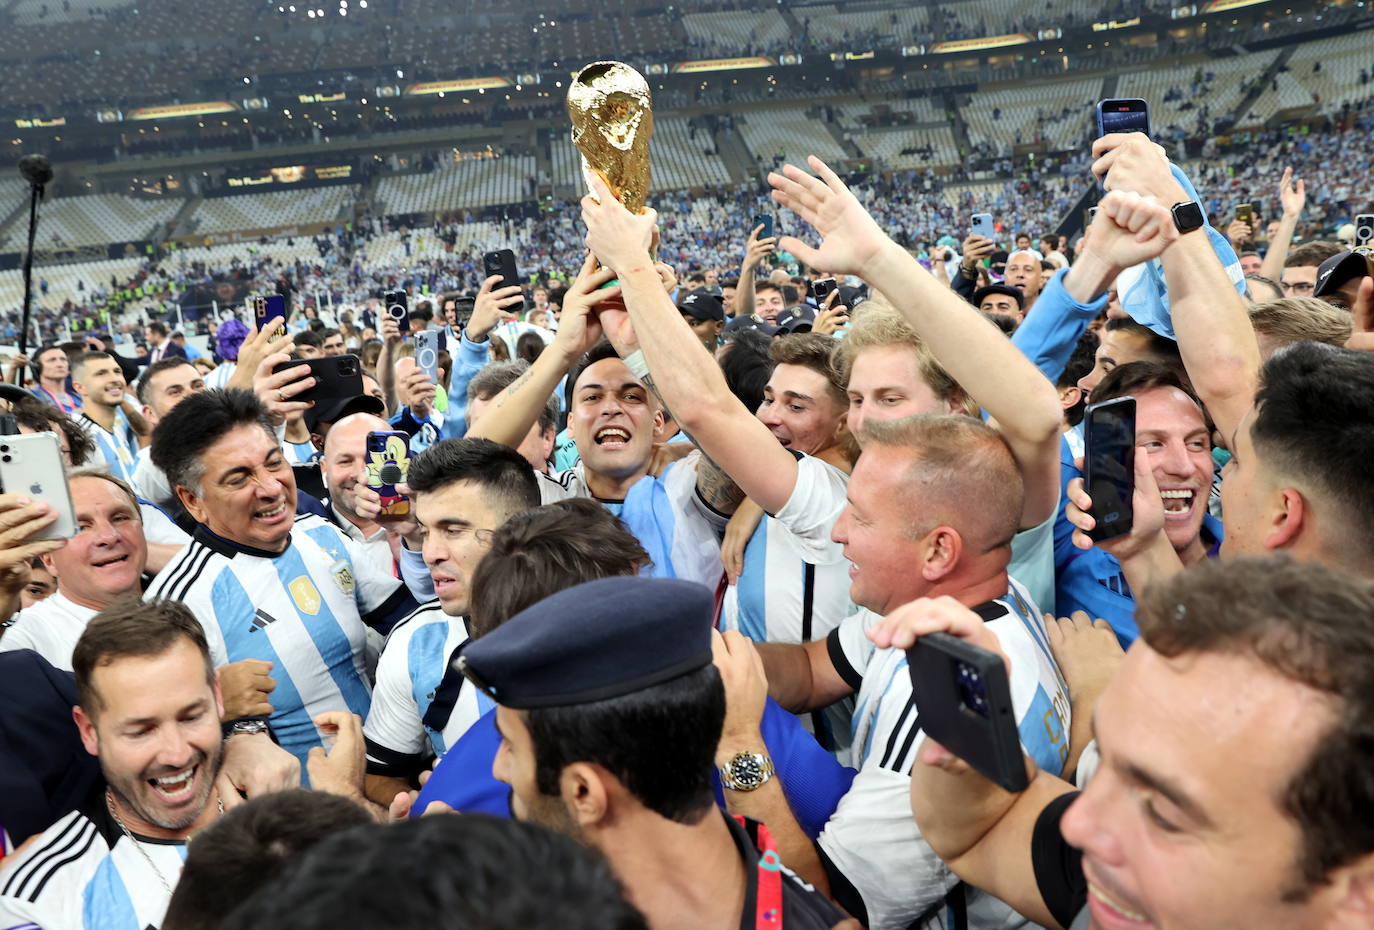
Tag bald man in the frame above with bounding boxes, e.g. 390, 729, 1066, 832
1003, 249, 1045, 314
319, 411, 404, 568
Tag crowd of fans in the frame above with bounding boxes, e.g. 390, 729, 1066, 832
0, 52, 1373, 930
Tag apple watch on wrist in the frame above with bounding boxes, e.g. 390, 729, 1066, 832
718, 751, 775, 792
1171, 201, 1205, 234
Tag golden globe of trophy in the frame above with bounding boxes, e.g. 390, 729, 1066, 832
567, 61, 654, 214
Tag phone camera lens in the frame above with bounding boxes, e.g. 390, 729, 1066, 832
1, 455, 10, 463
0, 445, 8, 453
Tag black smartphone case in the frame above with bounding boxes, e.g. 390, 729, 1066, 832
908, 632, 1029, 793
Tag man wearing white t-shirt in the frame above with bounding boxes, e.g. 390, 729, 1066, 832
0, 470, 147, 671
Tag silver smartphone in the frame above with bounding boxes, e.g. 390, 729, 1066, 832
0, 432, 78, 539
414, 330, 440, 383
971, 213, 995, 241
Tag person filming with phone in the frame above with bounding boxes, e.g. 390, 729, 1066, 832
898, 556, 1374, 930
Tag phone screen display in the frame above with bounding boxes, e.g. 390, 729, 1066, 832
1084, 397, 1137, 542
1096, 99, 1151, 138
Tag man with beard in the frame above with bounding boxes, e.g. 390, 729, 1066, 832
461, 575, 849, 930
0, 600, 226, 930
72, 351, 145, 487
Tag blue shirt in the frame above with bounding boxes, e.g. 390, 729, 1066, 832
416, 698, 856, 839
1053, 446, 1224, 646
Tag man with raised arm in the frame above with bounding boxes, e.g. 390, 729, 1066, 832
580, 167, 1071, 930
459, 254, 740, 589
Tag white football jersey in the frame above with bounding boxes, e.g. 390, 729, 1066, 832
145, 515, 407, 765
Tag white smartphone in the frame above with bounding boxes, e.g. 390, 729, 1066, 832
970, 213, 995, 241
0, 432, 78, 539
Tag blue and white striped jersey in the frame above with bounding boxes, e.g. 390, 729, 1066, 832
363, 601, 492, 778
721, 457, 855, 646
77, 408, 138, 487
399, 455, 730, 598
145, 516, 409, 765
815, 580, 1070, 930
0, 807, 187, 930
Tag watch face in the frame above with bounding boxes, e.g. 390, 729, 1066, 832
1175, 201, 1205, 230
730, 754, 766, 789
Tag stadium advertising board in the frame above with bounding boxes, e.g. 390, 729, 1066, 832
406, 77, 510, 95
929, 34, 1031, 54
670, 57, 777, 74
126, 101, 239, 121
1202, 0, 1271, 9
223, 164, 354, 189
1092, 17, 1141, 30
15, 117, 66, 128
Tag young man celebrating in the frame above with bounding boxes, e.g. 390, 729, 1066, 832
72, 351, 145, 487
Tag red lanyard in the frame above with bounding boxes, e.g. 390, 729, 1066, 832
737, 815, 784, 930
36, 385, 75, 412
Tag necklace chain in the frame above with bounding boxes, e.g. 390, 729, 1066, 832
104, 788, 223, 897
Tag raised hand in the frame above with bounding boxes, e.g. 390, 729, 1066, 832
552, 252, 617, 360
742, 224, 778, 272
252, 352, 315, 420
468, 274, 523, 343
1090, 132, 1188, 205
1277, 166, 1306, 219
580, 176, 658, 274
1087, 189, 1181, 274
766, 156, 891, 278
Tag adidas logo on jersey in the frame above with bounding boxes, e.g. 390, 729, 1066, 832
249, 609, 277, 633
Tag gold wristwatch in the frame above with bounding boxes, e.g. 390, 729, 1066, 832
718, 751, 775, 791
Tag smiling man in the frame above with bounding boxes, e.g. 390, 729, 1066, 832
145, 389, 416, 767
0, 599, 225, 930
0, 470, 148, 670
72, 351, 142, 487
1054, 362, 1219, 645
462, 256, 739, 589
908, 556, 1374, 930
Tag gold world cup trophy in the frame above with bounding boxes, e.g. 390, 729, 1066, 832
567, 60, 654, 214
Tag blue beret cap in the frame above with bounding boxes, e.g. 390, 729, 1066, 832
456, 576, 714, 709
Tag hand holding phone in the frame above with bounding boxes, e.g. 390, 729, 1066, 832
253, 295, 288, 339
268, 355, 363, 407
863, 597, 1028, 792
414, 331, 440, 383
0, 433, 77, 540
365, 431, 411, 517
1082, 397, 1137, 542
482, 250, 525, 313
383, 290, 410, 333
1095, 98, 1151, 139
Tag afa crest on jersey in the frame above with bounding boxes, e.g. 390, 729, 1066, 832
331, 559, 356, 596
290, 576, 322, 615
